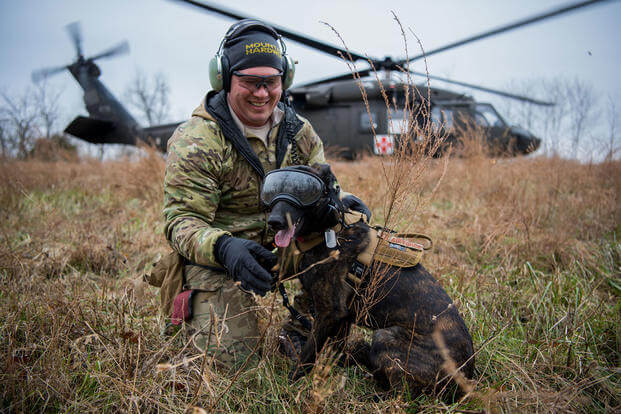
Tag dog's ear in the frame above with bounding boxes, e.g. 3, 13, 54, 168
311, 163, 332, 179
292, 165, 315, 174
311, 163, 338, 192
310, 163, 343, 230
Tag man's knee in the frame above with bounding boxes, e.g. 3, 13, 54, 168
189, 284, 261, 368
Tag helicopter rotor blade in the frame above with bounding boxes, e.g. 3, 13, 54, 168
296, 67, 554, 106
66, 21, 83, 58
296, 69, 373, 88
87, 41, 130, 61
403, 0, 615, 64
409, 71, 554, 106
175, 0, 605, 107
31, 65, 68, 83
174, 0, 370, 62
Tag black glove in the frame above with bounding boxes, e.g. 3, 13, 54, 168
341, 194, 372, 221
214, 236, 277, 296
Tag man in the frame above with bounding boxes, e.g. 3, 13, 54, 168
162, 19, 369, 367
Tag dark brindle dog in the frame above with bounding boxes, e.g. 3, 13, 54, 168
263, 164, 474, 396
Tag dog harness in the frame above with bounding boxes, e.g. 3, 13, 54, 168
275, 211, 432, 331
292, 212, 433, 283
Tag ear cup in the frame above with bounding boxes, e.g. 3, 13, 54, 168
208, 55, 224, 91
208, 53, 232, 92
316, 201, 340, 229
282, 54, 295, 90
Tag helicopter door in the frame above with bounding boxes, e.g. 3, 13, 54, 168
363, 110, 392, 155
304, 104, 357, 157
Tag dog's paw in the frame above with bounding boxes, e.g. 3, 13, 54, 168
277, 329, 306, 361
288, 364, 309, 382
288, 367, 300, 382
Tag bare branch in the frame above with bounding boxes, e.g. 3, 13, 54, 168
124, 70, 171, 126
33, 80, 63, 139
0, 88, 40, 158
566, 78, 598, 158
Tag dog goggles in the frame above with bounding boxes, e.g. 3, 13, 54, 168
261, 168, 325, 208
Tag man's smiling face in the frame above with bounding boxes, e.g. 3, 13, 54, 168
228, 66, 282, 127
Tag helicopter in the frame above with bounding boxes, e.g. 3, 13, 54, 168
289, 78, 541, 157
32, 0, 614, 157
31, 22, 175, 152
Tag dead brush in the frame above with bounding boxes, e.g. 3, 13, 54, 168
450, 119, 492, 160
1, 15, 620, 414
0, 148, 167, 281
112, 143, 166, 204
321, 16, 452, 337
2, 146, 619, 412
323, 15, 448, 233
295, 346, 346, 414
322, 21, 469, 392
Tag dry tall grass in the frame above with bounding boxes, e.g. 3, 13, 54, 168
1, 146, 619, 412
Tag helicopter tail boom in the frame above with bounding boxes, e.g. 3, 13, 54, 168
64, 116, 136, 145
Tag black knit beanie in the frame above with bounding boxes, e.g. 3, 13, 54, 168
224, 30, 284, 73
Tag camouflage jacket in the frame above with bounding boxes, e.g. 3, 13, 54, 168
163, 91, 326, 283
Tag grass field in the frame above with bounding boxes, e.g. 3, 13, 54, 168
1, 148, 619, 412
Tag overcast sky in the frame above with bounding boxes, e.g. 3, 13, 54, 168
1, 0, 620, 131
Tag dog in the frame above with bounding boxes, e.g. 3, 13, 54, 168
264, 164, 475, 397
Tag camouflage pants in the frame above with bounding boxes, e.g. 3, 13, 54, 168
184, 264, 261, 368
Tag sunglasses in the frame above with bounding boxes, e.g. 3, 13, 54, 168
233, 71, 283, 91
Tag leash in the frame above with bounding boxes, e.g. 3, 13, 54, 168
277, 283, 313, 331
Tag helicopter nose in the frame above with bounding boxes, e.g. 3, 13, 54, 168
528, 136, 542, 153
518, 134, 541, 154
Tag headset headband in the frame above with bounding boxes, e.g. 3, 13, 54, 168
217, 19, 286, 56
225, 20, 280, 43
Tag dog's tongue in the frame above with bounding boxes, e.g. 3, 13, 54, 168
275, 224, 296, 248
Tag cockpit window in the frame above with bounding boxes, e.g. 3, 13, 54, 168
360, 111, 377, 131
432, 106, 454, 130
388, 117, 407, 135
474, 103, 507, 128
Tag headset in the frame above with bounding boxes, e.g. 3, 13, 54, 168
209, 19, 295, 92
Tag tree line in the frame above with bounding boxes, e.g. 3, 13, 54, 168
1, 71, 619, 161
0, 70, 171, 159
497, 77, 619, 162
